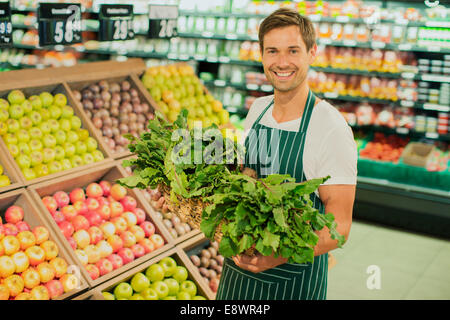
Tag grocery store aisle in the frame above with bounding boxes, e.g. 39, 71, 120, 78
327, 220, 450, 300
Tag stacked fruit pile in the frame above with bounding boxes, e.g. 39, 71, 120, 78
0, 164, 11, 188
359, 132, 409, 163
1, 90, 104, 180
141, 64, 230, 128
72, 79, 154, 154
0, 205, 78, 300
102, 256, 206, 300
40, 181, 165, 280
189, 241, 223, 294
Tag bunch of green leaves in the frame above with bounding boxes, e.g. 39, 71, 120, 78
117, 109, 243, 201
200, 173, 346, 264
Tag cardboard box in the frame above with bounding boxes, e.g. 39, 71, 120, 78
27, 161, 174, 288
401, 142, 435, 167
0, 188, 89, 299
0, 82, 113, 186
93, 247, 211, 300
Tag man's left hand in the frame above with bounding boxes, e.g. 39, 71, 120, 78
232, 252, 288, 273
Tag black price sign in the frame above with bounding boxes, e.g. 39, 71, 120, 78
0, 2, 12, 46
148, 4, 178, 39
38, 3, 82, 46
99, 4, 134, 41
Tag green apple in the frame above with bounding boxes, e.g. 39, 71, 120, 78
53, 93, 67, 107
9, 104, 24, 119
59, 119, 71, 131
18, 142, 31, 155
42, 134, 57, 148
60, 105, 74, 118
39, 121, 51, 134
0, 108, 9, 122
180, 280, 197, 297
145, 264, 165, 282
70, 116, 82, 130
192, 295, 207, 300
0, 98, 9, 109
130, 294, 144, 300
16, 154, 31, 169
172, 266, 188, 283
49, 105, 62, 119
3, 133, 18, 145
75, 141, 87, 155
21, 100, 32, 113
54, 146, 65, 161
163, 296, 176, 300
19, 117, 33, 130
54, 130, 67, 145
150, 281, 169, 299
28, 111, 42, 126
29, 95, 42, 110
82, 153, 95, 165
130, 272, 150, 293
39, 92, 53, 108
6, 119, 20, 133
42, 148, 56, 164
102, 292, 115, 300
48, 161, 63, 174
63, 142, 76, 157
176, 291, 191, 300
76, 129, 89, 141
30, 150, 44, 166
29, 127, 43, 139
113, 282, 133, 300
39, 108, 51, 121
141, 288, 158, 300
17, 129, 30, 143
67, 131, 79, 144
163, 278, 180, 296
70, 155, 84, 168
7, 144, 19, 158
29, 139, 43, 152
8, 89, 25, 105
0, 123, 6, 135
48, 119, 60, 133
33, 163, 49, 177
159, 257, 177, 277
22, 167, 36, 180
60, 158, 72, 171
85, 137, 98, 152
92, 150, 104, 162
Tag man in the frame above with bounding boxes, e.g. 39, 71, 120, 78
216, 7, 357, 300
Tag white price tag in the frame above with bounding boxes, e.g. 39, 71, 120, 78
401, 72, 416, 79
214, 80, 226, 87
246, 84, 259, 91
425, 132, 439, 139
219, 56, 230, 63
396, 127, 409, 134
324, 92, 339, 99
336, 16, 350, 23
398, 43, 412, 51
400, 100, 415, 107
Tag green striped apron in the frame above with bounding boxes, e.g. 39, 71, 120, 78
216, 90, 328, 300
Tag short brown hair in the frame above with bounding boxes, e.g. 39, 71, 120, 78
258, 8, 316, 52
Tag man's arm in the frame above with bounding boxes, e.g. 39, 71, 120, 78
313, 184, 355, 256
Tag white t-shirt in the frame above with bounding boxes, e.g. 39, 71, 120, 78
243, 95, 358, 188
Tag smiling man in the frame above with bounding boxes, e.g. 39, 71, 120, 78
215, 8, 357, 300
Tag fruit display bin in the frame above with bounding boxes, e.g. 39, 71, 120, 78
0, 151, 23, 194
67, 73, 161, 160
71, 288, 104, 300
27, 161, 174, 288
0, 188, 89, 299
117, 155, 203, 245
0, 82, 113, 187
178, 232, 220, 300
93, 247, 211, 300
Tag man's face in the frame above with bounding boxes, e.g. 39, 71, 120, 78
261, 25, 316, 93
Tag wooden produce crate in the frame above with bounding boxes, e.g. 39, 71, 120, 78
71, 288, 104, 300
0, 151, 23, 194
27, 161, 174, 288
178, 233, 220, 300
0, 82, 113, 187
66, 73, 161, 160
0, 188, 89, 300
93, 247, 211, 300
117, 155, 202, 245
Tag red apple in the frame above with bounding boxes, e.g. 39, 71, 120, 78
130, 244, 145, 259
66, 236, 77, 250
15, 221, 30, 232
85, 264, 100, 280
96, 240, 113, 258
72, 215, 90, 231
86, 183, 103, 198
96, 204, 111, 220
133, 208, 146, 224
129, 225, 145, 242
51, 211, 65, 224
73, 230, 91, 249
150, 234, 164, 249
3, 223, 18, 236
58, 221, 74, 238
0, 225, 5, 240
140, 221, 155, 238
69, 188, 85, 203
109, 201, 124, 218
87, 226, 103, 245
111, 217, 127, 234
120, 231, 136, 248
33, 226, 50, 245
42, 196, 58, 214
110, 184, 127, 201
97, 197, 109, 207
25, 245, 46, 266
30, 285, 50, 300
85, 198, 100, 211
107, 234, 123, 253
84, 245, 101, 264
96, 258, 113, 276
45, 279, 64, 299
37, 262, 56, 283
17, 231, 36, 250
107, 254, 123, 270
73, 200, 88, 216
117, 247, 134, 264
2, 235, 20, 255
22, 268, 41, 289
53, 191, 70, 208
61, 205, 77, 221
99, 181, 111, 196
139, 238, 155, 254
120, 196, 137, 212
85, 211, 102, 227
49, 257, 68, 278
40, 240, 59, 260
99, 221, 115, 238
5, 205, 25, 224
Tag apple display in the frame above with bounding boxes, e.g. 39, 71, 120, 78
180, 280, 197, 298
113, 282, 133, 300
159, 257, 177, 277
60, 273, 79, 293
145, 263, 165, 282
25, 245, 46, 266
30, 285, 50, 300
87, 226, 103, 245
21, 268, 41, 289
2, 235, 20, 255
130, 272, 150, 293
107, 254, 123, 270
49, 257, 68, 277
150, 281, 169, 299
58, 221, 74, 238
4, 274, 25, 297
150, 234, 164, 249
73, 230, 91, 249
0, 255, 16, 278
45, 279, 64, 299
17, 231, 36, 250
33, 226, 50, 245
117, 247, 134, 264
36, 262, 56, 283
85, 263, 100, 280
40, 240, 59, 260
4, 205, 24, 224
